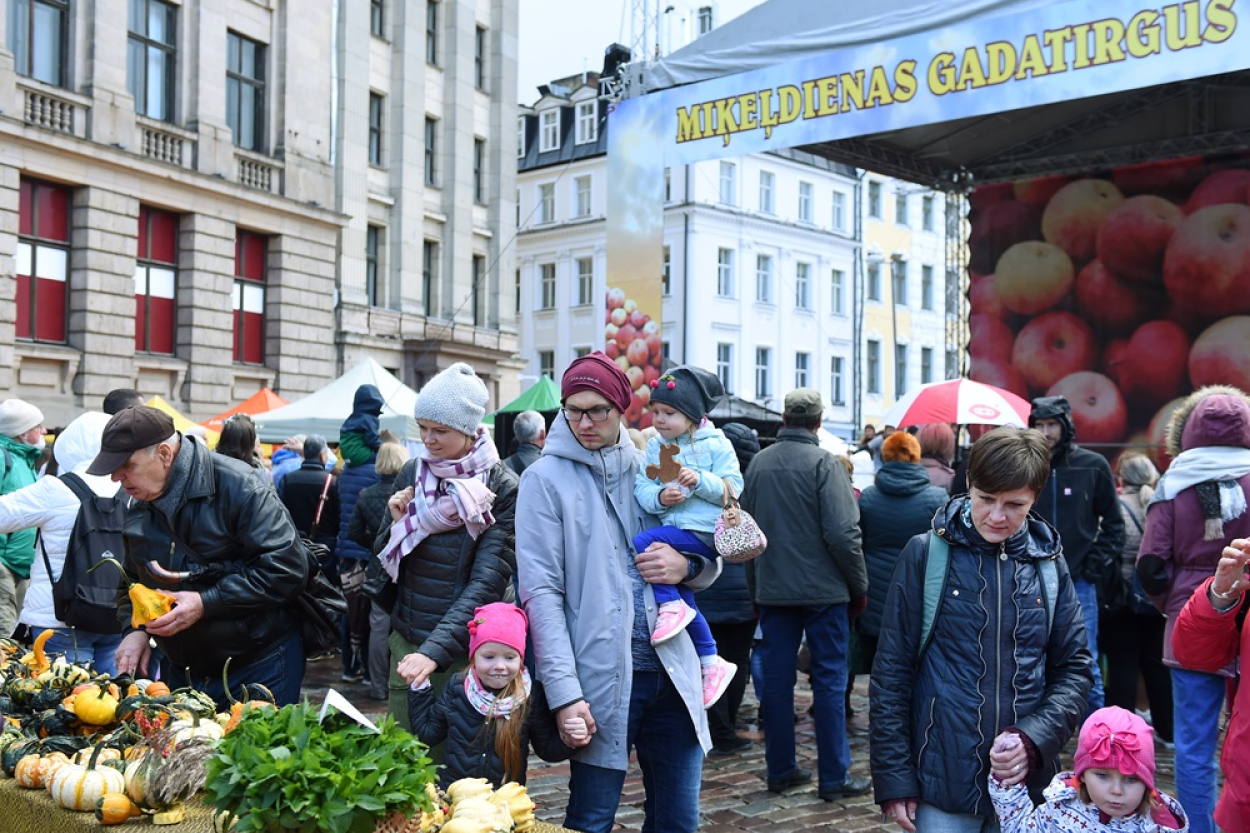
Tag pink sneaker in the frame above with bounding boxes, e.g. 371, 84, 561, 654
651, 600, 696, 645
702, 657, 737, 709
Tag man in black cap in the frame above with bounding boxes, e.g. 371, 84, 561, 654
89, 406, 309, 706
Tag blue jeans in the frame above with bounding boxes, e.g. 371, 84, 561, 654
42, 629, 124, 677
564, 671, 703, 833
914, 803, 1001, 832
1172, 667, 1223, 833
633, 526, 717, 657
163, 628, 306, 710
758, 604, 851, 792
1072, 577, 1104, 714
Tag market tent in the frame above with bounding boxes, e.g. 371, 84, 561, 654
201, 388, 288, 432
253, 358, 420, 443
146, 396, 220, 446
486, 376, 562, 457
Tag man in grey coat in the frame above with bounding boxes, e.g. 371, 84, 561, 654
517, 352, 718, 833
743, 388, 871, 802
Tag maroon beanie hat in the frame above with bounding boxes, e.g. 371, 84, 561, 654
561, 351, 631, 414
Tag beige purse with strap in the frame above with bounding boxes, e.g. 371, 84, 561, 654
714, 483, 767, 563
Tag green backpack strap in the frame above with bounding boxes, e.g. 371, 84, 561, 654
1038, 557, 1058, 636
918, 530, 949, 659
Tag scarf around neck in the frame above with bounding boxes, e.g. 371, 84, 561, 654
1151, 446, 1250, 539
465, 666, 531, 719
377, 428, 499, 580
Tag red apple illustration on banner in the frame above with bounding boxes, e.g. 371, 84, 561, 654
1189, 316, 1250, 391
1041, 179, 1124, 263
606, 285, 663, 428
1185, 168, 1250, 212
1104, 320, 1190, 410
995, 241, 1074, 315
1074, 260, 1162, 336
1095, 195, 1183, 285
1011, 311, 1097, 394
1163, 205, 1250, 317
1046, 371, 1128, 445
1146, 397, 1187, 470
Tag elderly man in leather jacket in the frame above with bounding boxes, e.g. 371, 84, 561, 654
89, 406, 309, 707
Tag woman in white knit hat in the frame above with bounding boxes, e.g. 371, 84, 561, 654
374, 363, 518, 736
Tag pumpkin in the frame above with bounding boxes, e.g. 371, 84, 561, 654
167, 716, 225, 747
14, 753, 46, 788
129, 584, 176, 629
144, 681, 171, 698
72, 746, 122, 766
124, 753, 169, 811
96, 792, 142, 825
18, 629, 54, 675
48, 762, 126, 811
74, 685, 120, 726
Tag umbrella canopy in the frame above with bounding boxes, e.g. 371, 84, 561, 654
881, 379, 1031, 429
146, 395, 221, 446
201, 387, 288, 432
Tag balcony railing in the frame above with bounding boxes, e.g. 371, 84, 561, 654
138, 119, 196, 169
19, 82, 89, 138
236, 152, 280, 194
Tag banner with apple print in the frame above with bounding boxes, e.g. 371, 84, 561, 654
967, 154, 1250, 469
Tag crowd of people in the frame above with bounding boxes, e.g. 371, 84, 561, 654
3, 358, 1250, 833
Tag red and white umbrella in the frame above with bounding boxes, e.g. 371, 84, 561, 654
881, 378, 1032, 428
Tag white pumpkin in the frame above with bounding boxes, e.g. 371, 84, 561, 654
167, 716, 225, 746
48, 762, 126, 811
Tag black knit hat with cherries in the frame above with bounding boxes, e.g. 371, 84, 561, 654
649, 365, 725, 422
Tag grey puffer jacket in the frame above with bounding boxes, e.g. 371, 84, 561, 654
869, 496, 1093, 819
377, 460, 517, 670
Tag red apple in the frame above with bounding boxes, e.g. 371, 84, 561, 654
1189, 315, 1250, 390
643, 365, 660, 387
605, 323, 619, 344
638, 411, 654, 430
968, 314, 1016, 364
642, 320, 660, 336
968, 356, 1030, 400
1163, 205, 1250, 317
623, 298, 638, 315
969, 182, 1015, 213
1101, 338, 1128, 375
1095, 195, 1184, 285
1042, 179, 1125, 263
1012, 311, 1098, 393
1113, 156, 1205, 197
1104, 320, 1190, 410
615, 323, 637, 350
605, 341, 620, 360
1046, 371, 1129, 446
610, 307, 629, 327
969, 200, 1043, 275
1146, 397, 1186, 470
1014, 175, 1071, 207
625, 365, 645, 390
1074, 259, 1160, 335
626, 338, 650, 367
649, 350, 663, 368
645, 333, 662, 358
629, 310, 647, 329
1185, 168, 1250, 212
969, 274, 1011, 320
607, 287, 626, 310
995, 241, 1075, 315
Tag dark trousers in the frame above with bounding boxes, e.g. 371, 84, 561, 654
707, 620, 755, 746
632, 526, 717, 657
1100, 606, 1174, 742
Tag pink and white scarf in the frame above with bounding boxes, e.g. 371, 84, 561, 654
378, 427, 499, 580
465, 666, 531, 719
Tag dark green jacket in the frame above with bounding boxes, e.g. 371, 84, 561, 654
0, 437, 40, 577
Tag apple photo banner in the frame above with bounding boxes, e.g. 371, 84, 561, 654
966, 153, 1250, 467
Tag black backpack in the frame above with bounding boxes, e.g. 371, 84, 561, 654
38, 473, 127, 634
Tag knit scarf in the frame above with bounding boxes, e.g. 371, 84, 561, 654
465, 667, 531, 719
1150, 446, 1250, 540
377, 428, 499, 580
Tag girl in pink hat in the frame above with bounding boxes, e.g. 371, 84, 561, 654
408, 602, 574, 787
989, 706, 1188, 831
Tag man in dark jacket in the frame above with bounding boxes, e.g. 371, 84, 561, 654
742, 388, 870, 801
277, 435, 340, 566
503, 410, 545, 476
337, 385, 384, 682
90, 407, 309, 707
1029, 395, 1124, 715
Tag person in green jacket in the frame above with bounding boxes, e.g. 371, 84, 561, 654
0, 399, 47, 639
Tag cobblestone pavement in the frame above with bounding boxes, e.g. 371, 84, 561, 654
303, 656, 1178, 831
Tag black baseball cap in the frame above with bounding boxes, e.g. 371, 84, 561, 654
86, 406, 176, 476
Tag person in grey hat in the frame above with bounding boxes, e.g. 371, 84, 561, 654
0, 399, 46, 638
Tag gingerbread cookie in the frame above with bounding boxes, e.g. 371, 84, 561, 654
645, 443, 682, 482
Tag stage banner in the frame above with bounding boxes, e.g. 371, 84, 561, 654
966, 154, 1250, 468
644, 0, 1247, 166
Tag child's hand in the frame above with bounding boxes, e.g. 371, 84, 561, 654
659, 485, 687, 507
562, 717, 589, 742
676, 467, 699, 488
989, 731, 1027, 786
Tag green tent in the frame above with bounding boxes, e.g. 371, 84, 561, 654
483, 376, 561, 425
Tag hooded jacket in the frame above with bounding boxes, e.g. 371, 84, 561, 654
870, 497, 1093, 818
516, 414, 715, 770
340, 385, 384, 458
858, 461, 948, 638
990, 771, 1188, 833
0, 412, 118, 630
1137, 386, 1250, 674
634, 423, 743, 534
337, 386, 386, 563
1028, 397, 1125, 583
0, 434, 41, 578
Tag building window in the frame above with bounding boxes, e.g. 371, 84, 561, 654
664, 168, 672, 203
472, 254, 485, 326
538, 183, 554, 223
758, 171, 775, 214
576, 257, 593, 306
893, 260, 908, 305
754, 347, 771, 401
226, 32, 266, 152
425, 0, 438, 64
574, 175, 591, 218
516, 116, 526, 158
473, 138, 486, 202
868, 181, 882, 219
719, 161, 736, 206
795, 352, 810, 389
921, 265, 935, 310
424, 117, 438, 185
9, 0, 68, 87
574, 346, 592, 359
576, 101, 597, 144
795, 262, 810, 310
16, 178, 70, 343
921, 346, 934, 384
370, 0, 385, 36
831, 268, 845, 315
233, 230, 267, 365
895, 191, 909, 225
474, 26, 486, 90
716, 343, 733, 392
755, 254, 772, 304
514, 269, 521, 314
867, 340, 881, 394
895, 343, 908, 398
538, 351, 554, 380
422, 240, 437, 316
867, 261, 881, 301
697, 5, 713, 34
923, 195, 935, 231
539, 262, 556, 309
716, 248, 734, 297
134, 206, 178, 354
832, 191, 847, 231
127, 0, 177, 121
661, 246, 671, 296
831, 356, 845, 405
540, 110, 560, 152
946, 349, 959, 380
368, 93, 384, 166
798, 182, 813, 222
365, 225, 382, 307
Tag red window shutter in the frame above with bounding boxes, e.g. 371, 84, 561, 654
38, 183, 70, 242
18, 181, 33, 237
149, 210, 178, 264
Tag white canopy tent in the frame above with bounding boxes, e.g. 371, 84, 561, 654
254, 357, 420, 443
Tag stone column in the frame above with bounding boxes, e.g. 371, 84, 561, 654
0, 164, 19, 392
265, 233, 337, 398
177, 214, 235, 410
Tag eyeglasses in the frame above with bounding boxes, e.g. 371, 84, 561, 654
563, 406, 614, 423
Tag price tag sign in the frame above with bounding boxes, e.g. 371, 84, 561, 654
318, 688, 380, 732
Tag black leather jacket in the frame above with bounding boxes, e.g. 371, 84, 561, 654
120, 437, 309, 678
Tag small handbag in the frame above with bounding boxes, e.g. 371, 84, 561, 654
714, 483, 767, 563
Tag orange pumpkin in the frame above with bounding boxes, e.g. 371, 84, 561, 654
144, 681, 170, 698
96, 792, 142, 825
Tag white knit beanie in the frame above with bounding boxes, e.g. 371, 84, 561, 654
0, 399, 44, 438
414, 363, 489, 436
